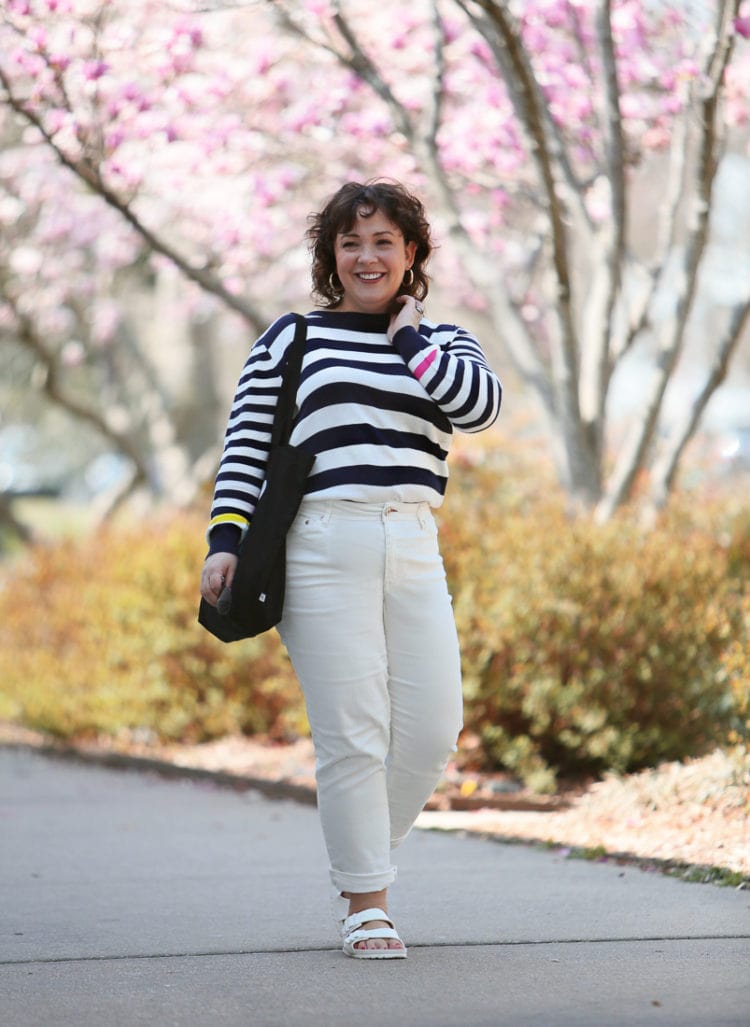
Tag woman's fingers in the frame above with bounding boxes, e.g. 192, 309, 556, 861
388, 295, 424, 340
200, 554, 238, 605
223, 555, 237, 590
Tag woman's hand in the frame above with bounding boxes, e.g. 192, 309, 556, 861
200, 552, 238, 606
387, 294, 425, 341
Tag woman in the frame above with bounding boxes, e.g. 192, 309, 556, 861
200, 180, 502, 959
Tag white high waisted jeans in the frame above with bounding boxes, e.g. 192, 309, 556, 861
278, 498, 464, 895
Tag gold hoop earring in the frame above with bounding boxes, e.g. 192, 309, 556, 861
328, 271, 343, 295
403, 268, 414, 287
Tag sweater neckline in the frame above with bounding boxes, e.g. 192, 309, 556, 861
307, 310, 391, 332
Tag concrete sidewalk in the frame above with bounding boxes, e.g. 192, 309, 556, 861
1, 746, 748, 1026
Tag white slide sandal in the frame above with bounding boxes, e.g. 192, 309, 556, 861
341, 907, 407, 960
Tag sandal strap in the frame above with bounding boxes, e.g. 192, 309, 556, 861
342, 907, 394, 935
345, 927, 401, 944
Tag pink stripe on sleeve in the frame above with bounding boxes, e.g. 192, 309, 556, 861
413, 347, 438, 379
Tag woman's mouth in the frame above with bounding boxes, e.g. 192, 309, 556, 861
356, 272, 385, 282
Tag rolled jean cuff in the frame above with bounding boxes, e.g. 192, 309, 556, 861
329, 865, 397, 894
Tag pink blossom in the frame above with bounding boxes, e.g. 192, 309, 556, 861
223, 276, 244, 295
641, 125, 671, 149
678, 60, 700, 81
173, 18, 203, 49
217, 224, 241, 249
0, 304, 16, 331
540, 0, 569, 30
441, 18, 462, 45
662, 7, 684, 28
10, 245, 44, 275
11, 47, 44, 77
168, 50, 194, 76
469, 39, 492, 64
83, 60, 109, 81
619, 93, 648, 120
661, 94, 684, 116
132, 110, 166, 140
120, 81, 143, 103
28, 26, 47, 50
46, 108, 68, 134
61, 340, 85, 367
735, 17, 750, 39
104, 127, 126, 152
104, 159, 143, 191
48, 53, 70, 72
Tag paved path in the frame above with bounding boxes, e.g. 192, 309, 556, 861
1, 746, 748, 1026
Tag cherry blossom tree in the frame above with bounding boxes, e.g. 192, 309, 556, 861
1, 0, 748, 527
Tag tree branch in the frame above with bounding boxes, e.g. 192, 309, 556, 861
455, 1, 575, 329
645, 297, 750, 516
609, 113, 690, 367
0, 66, 268, 334
11, 310, 150, 488
456, 0, 604, 501
597, 0, 741, 521
427, 0, 448, 147
578, 0, 627, 461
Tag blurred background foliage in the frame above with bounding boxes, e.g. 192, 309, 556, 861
1, 435, 747, 792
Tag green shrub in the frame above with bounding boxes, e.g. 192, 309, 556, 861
720, 592, 750, 744
0, 515, 305, 743
440, 457, 747, 790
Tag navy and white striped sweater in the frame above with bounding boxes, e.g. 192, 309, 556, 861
207, 309, 502, 554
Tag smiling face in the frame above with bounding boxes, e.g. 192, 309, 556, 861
333, 208, 417, 314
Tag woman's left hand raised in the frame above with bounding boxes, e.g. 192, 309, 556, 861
387, 294, 424, 341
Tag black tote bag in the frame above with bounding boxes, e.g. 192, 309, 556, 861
198, 314, 314, 642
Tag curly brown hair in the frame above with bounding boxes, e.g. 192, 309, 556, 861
307, 180, 432, 308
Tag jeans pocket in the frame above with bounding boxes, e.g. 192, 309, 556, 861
289, 504, 331, 540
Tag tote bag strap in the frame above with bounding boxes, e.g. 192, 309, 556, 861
270, 313, 307, 450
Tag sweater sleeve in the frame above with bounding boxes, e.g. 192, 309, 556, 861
206, 314, 297, 554
391, 323, 502, 432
